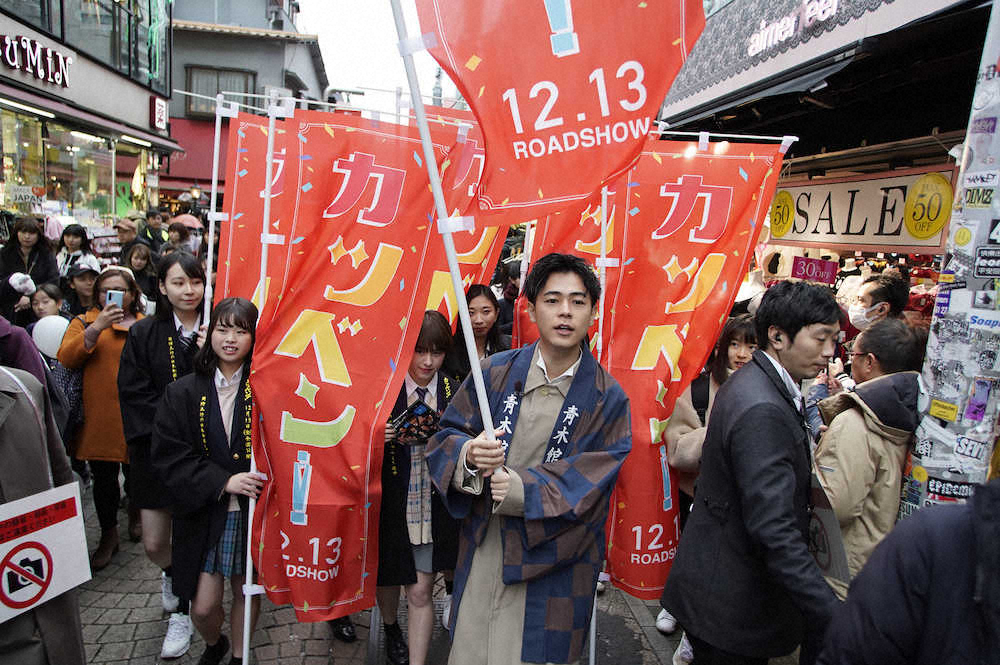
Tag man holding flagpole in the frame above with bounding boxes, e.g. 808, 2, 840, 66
426, 253, 632, 665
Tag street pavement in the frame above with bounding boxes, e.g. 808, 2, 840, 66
78, 479, 796, 665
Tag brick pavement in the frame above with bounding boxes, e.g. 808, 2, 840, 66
77, 478, 795, 665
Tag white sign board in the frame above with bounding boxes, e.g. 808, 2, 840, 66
0, 483, 89, 622
768, 168, 954, 251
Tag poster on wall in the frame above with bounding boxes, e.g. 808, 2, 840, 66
768, 167, 954, 252
899, 4, 1000, 517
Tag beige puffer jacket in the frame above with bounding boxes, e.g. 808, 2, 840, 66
814, 371, 920, 599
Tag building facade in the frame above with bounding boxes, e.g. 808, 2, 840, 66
0, 0, 179, 248
164, 0, 328, 205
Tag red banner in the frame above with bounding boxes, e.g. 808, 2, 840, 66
514, 139, 783, 598
249, 112, 448, 620
415, 0, 704, 222
215, 113, 290, 306
604, 140, 783, 599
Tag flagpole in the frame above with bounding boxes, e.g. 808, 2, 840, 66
240, 90, 287, 665
597, 186, 609, 362
388, 0, 499, 450
204, 93, 235, 322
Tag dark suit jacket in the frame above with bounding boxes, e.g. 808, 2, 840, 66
663, 350, 838, 658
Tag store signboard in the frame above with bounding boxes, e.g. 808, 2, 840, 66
0, 35, 72, 88
5, 184, 45, 207
768, 167, 954, 251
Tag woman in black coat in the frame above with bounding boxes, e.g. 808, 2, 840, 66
0, 216, 59, 326
377, 310, 460, 665
152, 297, 262, 665
442, 284, 509, 382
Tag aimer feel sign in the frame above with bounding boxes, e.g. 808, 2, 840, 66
0, 35, 72, 88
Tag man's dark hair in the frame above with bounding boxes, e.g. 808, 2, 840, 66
523, 253, 600, 305
146, 208, 161, 220
708, 314, 756, 386
754, 281, 840, 351
416, 309, 452, 354
856, 318, 921, 374
863, 274, 909, 317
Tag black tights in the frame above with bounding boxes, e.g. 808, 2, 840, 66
89, 461, 122, 531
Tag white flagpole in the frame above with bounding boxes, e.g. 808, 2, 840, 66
241, 90, 289, 665
204, 93, 235, 321
388, 1, 498, 445
597, 186, 609, 362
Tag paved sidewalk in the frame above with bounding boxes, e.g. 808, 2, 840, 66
78, 479, 793, 665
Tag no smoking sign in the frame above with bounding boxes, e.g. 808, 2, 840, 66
0, 541, 53, 609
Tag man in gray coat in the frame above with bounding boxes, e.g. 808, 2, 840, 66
663, 281, 841, 665
0, 366, 86, 665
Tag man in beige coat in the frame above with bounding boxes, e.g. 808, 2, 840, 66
814, 318, 922, 598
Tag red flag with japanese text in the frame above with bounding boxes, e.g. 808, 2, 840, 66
249, 111, 448, 619
423, 106, 508, 321
602, 140, 784, 599
215, 112, 290, 306
415, 0, 704, 222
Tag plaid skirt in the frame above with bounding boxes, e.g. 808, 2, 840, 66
202, 509, 247, 577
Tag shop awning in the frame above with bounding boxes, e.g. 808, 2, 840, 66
661, 0, 969, 123
0, 81, 183, 154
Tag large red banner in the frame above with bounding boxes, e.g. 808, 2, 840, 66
515, 139, 783, 598
415, 0, 704, 221
249, 112, 448, 619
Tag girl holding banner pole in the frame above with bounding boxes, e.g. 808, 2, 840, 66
118, 252, 206, 659
151, 297, 264, 665
378, 310, 460, 665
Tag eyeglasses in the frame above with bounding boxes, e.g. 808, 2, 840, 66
848, 351, 871, 359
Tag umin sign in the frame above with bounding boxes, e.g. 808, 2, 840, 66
0, 35, 71, 87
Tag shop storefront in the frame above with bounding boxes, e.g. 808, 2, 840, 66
0, 2, 181, 259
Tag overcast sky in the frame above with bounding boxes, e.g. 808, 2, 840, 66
296, 0, 461, 118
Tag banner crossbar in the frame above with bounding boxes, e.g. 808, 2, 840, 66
655, 125, 799, 144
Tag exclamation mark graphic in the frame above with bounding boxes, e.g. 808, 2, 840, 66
290, 450, 313, 526
543, 0, 580, 57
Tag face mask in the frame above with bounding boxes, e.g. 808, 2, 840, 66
848, 303, 881, 330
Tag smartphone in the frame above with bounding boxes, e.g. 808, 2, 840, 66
106, 290, 124, 308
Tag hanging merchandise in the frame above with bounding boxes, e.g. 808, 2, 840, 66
414, 0, 705, 223
248, 111, 449, 621
900, 3, 1000, 519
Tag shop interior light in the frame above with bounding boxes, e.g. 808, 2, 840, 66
70, 130, 105, 143
120, 134, 152, 147
0, 97, 55, 119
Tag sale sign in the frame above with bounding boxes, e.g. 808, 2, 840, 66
415, 0, 705, 222
602, 140, 784, 599
791, 255, 838, 284
249, 111, 448, 620
215, 112, 291, 307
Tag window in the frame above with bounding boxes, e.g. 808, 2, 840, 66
186, 66, 257, 117
0, 0, 61, 35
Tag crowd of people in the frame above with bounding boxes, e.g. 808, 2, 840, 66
0, 215, 997, 665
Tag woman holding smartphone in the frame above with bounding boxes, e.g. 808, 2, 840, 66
58, 267, 144, 570
118, 252, 205, 659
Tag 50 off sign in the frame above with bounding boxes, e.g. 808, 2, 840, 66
904, 172, 953, 240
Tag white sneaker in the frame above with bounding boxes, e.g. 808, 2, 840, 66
655, 608, 677, 634
161, 572, 179, 613
160, 612, 192, 658
441, 594, 452, 628
672, 633, 694, 665
595, 580, 606, 594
